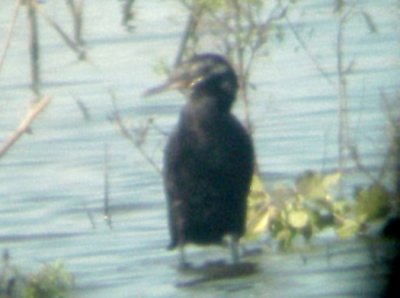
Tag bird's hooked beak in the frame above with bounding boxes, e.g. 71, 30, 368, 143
143, 71, 203, 97
142, 79, 186, 97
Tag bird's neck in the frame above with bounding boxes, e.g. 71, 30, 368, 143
190, 88, 234, 114
179, 102, 222, 138
186, 96, 224, 122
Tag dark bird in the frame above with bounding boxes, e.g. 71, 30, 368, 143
144, 53, 254, 265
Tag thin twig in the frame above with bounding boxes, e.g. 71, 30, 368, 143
103, 142, 113, 229
174, 2, 203, 66
0, 94, 52, 159
380, 89, 398, 129
66, 0, 85, 47
121, 0, 136, 31
109, 90, 162, 175
336, 10, 353, 194
285, 14, 335, 88
377, 90, 400, 182
0, 0, 21, 74
82, 201, 96, 229
71, 94, 91, 121
28, 0, 40, 95
347, 143, 379, 184
32, 1, 84, 58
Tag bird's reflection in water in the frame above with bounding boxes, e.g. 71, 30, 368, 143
175, 260, 259, 288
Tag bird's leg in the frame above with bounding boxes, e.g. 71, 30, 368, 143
177, 203, 189, 268
229, 234, 240, 264
178, 242, 186, 266
177, 237, 191, 269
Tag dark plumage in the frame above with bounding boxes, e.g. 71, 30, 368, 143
145, 54, 254, 264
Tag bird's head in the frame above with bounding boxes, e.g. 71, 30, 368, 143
144, 54, 238, 112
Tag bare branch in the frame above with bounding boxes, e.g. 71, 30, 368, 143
72, 95, 91, 121
32, 0, 85, 59
0, 94, 52, 159
0, 0, 21, 74
285, 14, 335, 88
174, 3, 204, 66
109, 90, 162, 174
66, 0, 85, 47
81, 201, 96, 229
348, 143, 379, 184
28, 0, 40, 95
103, 142, 113, 229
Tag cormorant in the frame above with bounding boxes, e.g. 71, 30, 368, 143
144, 53, 254, 265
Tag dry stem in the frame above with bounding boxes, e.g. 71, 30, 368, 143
0, 95, 52, 159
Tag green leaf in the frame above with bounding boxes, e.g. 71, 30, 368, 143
295, 171, 340, 200
271, 183, 295, 203
26, 261, 73, 298
354, 184, 391, 222
336, 219, 360, 239
247, 207, 271, 236
247, 174, 270, 207
246, 174, 272, 238
332, 199, 351, 215
321, 171, 341, 190
276, 228, 294, 250
197, 0, 225, 10
288, 209, 309, 229
276, 228, 291, 241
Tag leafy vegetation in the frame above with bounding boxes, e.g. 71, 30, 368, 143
246, 171, 394, 250
0, 252, 73, 298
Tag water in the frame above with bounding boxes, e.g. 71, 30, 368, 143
0, 0, 399, 297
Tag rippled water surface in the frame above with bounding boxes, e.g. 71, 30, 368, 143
0, 0, 399, 297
